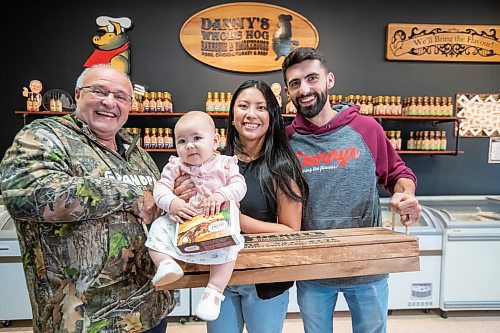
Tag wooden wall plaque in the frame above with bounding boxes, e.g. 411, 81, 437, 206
179, 2, 319, 72
159, 227, 420, 290
386, 23, 500, 62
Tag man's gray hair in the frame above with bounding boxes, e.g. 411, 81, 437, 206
76, 64, 133, 92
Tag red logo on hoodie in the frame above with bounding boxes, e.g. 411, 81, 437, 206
296, 146, 360, 168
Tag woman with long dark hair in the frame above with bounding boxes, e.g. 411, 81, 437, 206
206, 79, 308, 333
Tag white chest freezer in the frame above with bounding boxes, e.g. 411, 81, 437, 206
0, 203, 190, 325
380, 198, 443, 311
0, 206, 32, 324
418, 195, 500, 318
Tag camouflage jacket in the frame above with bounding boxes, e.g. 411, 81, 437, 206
0, 114, 175, 332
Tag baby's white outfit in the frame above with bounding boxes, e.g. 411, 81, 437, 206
146, 154, 246, 265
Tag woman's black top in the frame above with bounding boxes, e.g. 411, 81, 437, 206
238, 158, 294, 300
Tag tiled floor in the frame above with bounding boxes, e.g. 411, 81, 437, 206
2, 310, 500, 333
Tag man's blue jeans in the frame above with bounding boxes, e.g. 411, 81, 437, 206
297, 278, 388, 333
143, 317, 167, 333
206, 284, 289, 333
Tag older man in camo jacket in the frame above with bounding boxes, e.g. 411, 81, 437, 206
0, 64, 174, 332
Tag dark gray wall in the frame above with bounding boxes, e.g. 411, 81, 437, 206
2, 0, 499, 195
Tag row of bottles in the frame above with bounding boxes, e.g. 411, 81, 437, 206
402, 97, 453, 116
216, 128, 227, 150
125, 128, 143, 147
206, 92, 232, 113
344, 95, 402, 116
372, 96, 402, 116
384, 130, 448, 151
48, 95, 64, 112
131, 92, 173, 113
327, 95, 454, 117
26, 97, 42, 112
385, 130, 402, 150
329, 95, 343, 105
125, 127, 175, 149
407, 130, 448, 151
143, 128, 174, 149
125, 127, 228, 151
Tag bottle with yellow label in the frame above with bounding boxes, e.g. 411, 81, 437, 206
206, 92, 214, 112
150, 128, 158, 149
213, 92, 220, 112
55, 95, 63, 112
163, 92, 171, 113
157, 128, 165, 149
166, 128, 174, 148
156, 92, 164, 113
219, 128, 227, 150
143, 92, 150, 113
131, 93, 139, 112
226, 92, 232, 112
143, 128, 151, 149
149, 92, 157, 113
440, 130, 447, 150
163, 128, 170, 148
49, 95, 56, 112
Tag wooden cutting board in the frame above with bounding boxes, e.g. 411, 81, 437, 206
158, 227, 419, 290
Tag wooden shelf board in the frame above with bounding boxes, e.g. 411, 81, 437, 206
281, 114, 459, 121
398, 150, 463, 155
15, 111, 71, 115
206, 112, 230, 117
129, 112, 184, 116
372, 116, 459, 121
145, 149, 176, 152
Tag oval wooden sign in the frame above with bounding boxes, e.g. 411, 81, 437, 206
180, 2, 319, 73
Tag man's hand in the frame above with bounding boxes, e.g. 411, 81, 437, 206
173, 169, 196, 202
169, 198, 198, 224
139, 191, 161, 225
202, 193, 225, 216
390, 192, 422, 227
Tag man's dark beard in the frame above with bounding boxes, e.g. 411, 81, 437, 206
293, 90, 328, 119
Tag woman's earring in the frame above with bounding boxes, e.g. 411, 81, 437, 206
231, 121, 235, 125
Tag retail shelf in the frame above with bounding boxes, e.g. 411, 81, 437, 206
398, 150, 464, 155
206, 112, 230, 117
280, 113, 460, 122
371, 116, 460, 121
145, 148, 176, 153
15, 111, 186, 117
15, 111, 71, 115
129, 112, 184, 116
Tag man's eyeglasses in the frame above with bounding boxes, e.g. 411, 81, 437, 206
79, 86, 133, 105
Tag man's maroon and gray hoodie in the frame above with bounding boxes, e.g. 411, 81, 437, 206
286, 103, 417, 286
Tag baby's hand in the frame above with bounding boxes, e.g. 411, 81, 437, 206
169, 198, 198, 223
202, 193, 226, 216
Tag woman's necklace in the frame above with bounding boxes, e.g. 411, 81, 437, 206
237, 152, 262, 163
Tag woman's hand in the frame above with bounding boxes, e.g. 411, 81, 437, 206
173, 169, 196, 202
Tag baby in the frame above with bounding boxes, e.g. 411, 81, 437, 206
146, 111, 247, 321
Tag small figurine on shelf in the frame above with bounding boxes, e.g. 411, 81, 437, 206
271, 82, 283, 109
285, 97, 297, 114
22, 80, 43, 112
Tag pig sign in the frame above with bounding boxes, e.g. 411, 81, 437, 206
83, 16, 132, 74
